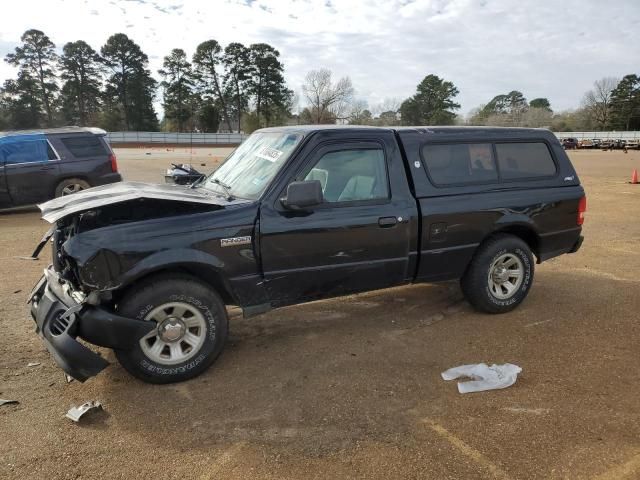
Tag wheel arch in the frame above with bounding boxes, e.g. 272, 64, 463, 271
490, 223, 541, 262
113, 263, 237, 306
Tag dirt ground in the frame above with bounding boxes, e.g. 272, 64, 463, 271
1, 147, 639, 480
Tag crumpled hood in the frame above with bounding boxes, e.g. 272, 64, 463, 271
39, 181, 241, 223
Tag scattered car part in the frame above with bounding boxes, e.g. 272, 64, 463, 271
0, 399, 19, 407
165, 163, 205, 185
27, 362, 41, 367
65, 401, 103, 422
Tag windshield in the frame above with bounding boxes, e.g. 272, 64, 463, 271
200, 132, 302, 200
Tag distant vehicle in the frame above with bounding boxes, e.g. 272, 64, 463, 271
29, 126, 585, 384
562, 138, 579, 149
625, 139, 639, 150
591, 138, 601, 149
578, 139, 593, 149
0, 127, 121, 209
600, 139, 615, 150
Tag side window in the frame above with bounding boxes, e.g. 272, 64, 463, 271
0, 137, 50, 164
422, 143, 498, 185
47, 142, 58, 160
303, 148, 389, 203
495, 143, 556, 179
61, 135, 108, 158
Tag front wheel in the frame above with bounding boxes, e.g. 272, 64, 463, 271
461, 234, 534, 314
115, 274, 228, 383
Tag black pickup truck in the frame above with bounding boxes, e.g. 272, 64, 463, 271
28, 126, 585, 384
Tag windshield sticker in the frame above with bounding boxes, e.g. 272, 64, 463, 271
255, 147, 284, 162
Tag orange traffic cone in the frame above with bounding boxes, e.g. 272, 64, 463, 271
631, 169, 639, 184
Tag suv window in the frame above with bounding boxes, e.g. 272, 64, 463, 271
422, 143, 498, 185
304, 148, 388, 203
0, 136, 55, 164
495, 142, 556, 179
61, 135, 108, 158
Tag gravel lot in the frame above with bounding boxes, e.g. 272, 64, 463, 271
1, 147, 639, 480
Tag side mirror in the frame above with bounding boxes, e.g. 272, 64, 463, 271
281, 180, 323, 210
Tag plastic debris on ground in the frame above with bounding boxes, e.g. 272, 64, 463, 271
441, 363, 522, 394
0, 399, 19, 407
65, 401, 103, 422
27, 362, 41, 367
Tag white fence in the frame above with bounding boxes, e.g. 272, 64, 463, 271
554, 131, 640, 140
106, 130, 640, 145
107, 131, 248, 144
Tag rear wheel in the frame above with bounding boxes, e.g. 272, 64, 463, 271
55, 178, 90, 197
115, 274, 228, 384
461, 234, 534, 314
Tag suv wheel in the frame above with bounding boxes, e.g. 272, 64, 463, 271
461, 234, 534, 314
55, 178, 90, 197
115, 274, 228, 384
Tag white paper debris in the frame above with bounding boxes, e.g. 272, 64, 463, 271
441, 363, 522, 394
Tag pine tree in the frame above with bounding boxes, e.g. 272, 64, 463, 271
5, 29, 58, 127
193, 40, 232, 132
609, 74, 640, 130
101, 33, 158, 131
248, 43, 292, 128
223, 43, 251, 132
400, 75, 460, 125
158, 48, 194, 132
59, 40, 102, 126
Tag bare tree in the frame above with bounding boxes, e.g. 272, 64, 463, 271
348, 99, 369, 124
371, 97, 401, 116
302, 68, 354, 123
582, 77, 618, 130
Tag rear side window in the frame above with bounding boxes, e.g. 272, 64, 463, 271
495, 143, 556, 179
61, 135, 108, 158
422, 143, 498, 185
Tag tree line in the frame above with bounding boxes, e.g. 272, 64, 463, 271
1, 28, 639, 133
0, 29, 291, 133
297, 70, 640, 131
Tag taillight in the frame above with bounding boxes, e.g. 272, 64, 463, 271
109, 153, 118, 173
577, 196, 586, 225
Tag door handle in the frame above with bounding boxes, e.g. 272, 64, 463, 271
378, 216, 397, 228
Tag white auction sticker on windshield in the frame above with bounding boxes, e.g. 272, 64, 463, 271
255, 147, 283, 162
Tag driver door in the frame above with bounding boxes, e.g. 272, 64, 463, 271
259, 139, 414, 307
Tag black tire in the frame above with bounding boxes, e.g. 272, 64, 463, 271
461, 234, 534, 314
115, 273, 228, 384
55, 178, 90, 197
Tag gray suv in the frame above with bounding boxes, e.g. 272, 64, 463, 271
0, 127, 121, 209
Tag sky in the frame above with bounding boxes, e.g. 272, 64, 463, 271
1, 0, 638, 118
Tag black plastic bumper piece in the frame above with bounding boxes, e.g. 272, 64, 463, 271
30, 276, 108, 382
569, 235, 584, 254
29, 268, 155, 382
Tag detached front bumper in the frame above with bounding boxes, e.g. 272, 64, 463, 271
29, 267, 154, 382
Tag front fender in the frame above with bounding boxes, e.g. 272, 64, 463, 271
112, 248, 227, 288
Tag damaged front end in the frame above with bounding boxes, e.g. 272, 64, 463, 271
29, 267, 155, 381
28, 182, 235, 381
